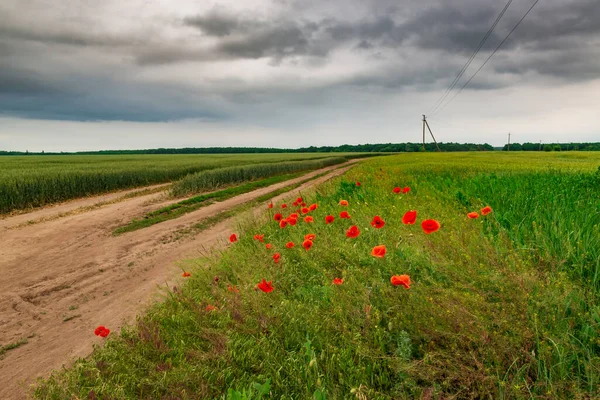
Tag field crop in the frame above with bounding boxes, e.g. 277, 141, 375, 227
33, 152, 600, 399
0, 153, 346, 215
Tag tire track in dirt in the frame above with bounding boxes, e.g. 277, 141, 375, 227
0, 161, 357, 399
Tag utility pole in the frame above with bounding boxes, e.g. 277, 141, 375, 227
422, 115, 426, 151
507, 132, 511, 152
424, 117, 441, 152
539, 140, 541, 151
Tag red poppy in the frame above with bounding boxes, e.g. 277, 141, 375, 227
229, 234, 237, 243
303, 239, 313, 251
301, 202, 307, 207
402, 187, 411, 194
309, 203, 318, 211
205, 304, 218, 312
268, 203, 273, 209
304, 233, 316, 241
265, 243, 272, 249
253, 234, 265, 242
281, 204, 287, 209
481, 206, 493, 215
421, 219, 441, 234
346, 225, 360, 238
393, 187, 401, 194
332, 278, 344, 285
339, 200, 349, 206
340, 211, 350, 219
371, 215, 385, 229
304, 216, 314, 223
257, 279, 273, 293
286, 217, 298, 226
273, 253, 281, 263
296, 197, 303, 204
290, 213, 299, 219
286, 241, 295, 249
214, 276, 219, 282
390, 275, 410, 289
325, 215, 335, 224
402, 210, 417, 225
301, 207, 310, 214
94, 326, 110, 338
371, 245, 386, 258
356, 182, 361, 187
467, 212, 479, 219
182, 271, 191, 278
274, 213, 283, 222
279, 220, 288, 228
292, 201, 298, 206
227, 285, 239, 293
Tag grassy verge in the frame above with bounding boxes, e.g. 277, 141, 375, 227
34, 153, 600, 399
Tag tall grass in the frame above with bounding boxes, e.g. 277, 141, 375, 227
171, 157, 346, 197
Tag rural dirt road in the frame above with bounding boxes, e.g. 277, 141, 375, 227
0, 161, 356, 399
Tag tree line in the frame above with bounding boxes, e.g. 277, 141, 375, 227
501, 142, 600, 151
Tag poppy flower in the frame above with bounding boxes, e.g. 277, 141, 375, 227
325, 215, 335, 224
402, 210, 417, 225
205, 305, 217, 312
281, 204, 287, 209
346, 225, 360, 238
286, 217, 298, 226
94, 326, 110, 338
292, 201, 298, 206
279, 220, 288, 228
257, 279, 273, 293
301, 207, 310, 214
304, 233, 316, 241
214, 276, 219, 282
182, 271, 191, 278
467, 212, 479, 219
274, 213, 283, 222
301, 202, 307, 207
309, 203, 318, 211
303, 239, 313, 251
393, 187, 401, 194
339, 200, 349, 206
332, 278, 344, 285
290, 213, 299, 219
421, 219, 441, 234
390, 275, 410, 289
286, 241, 295, 249
229, 234, 237, 243
340, 211, 350, 219
227, 285, 239, 293
268, 203, 273, 209
296, 197, 303, 203
273, 253, 281, 263
304, 216, 314, 223
371, 216, 385, 229
371, 245, 386, 258
253, 234, 265, 242
265, 243, 272, 249
402, 187, 411, 194
356, 182, 361, 187
481, 206, 493, 215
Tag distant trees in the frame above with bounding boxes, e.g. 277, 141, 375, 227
503, 142, 600, 151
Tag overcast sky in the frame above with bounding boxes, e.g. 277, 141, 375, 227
1, 0, 599, 151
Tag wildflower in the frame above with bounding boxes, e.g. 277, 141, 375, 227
182, 271, 191, 278
214, 276, 219, 282
280, 220, 288, 228
356, 182, 361, 186
390, 275, 410, 289
290, 213, 299, 219
421, 219, 441, 234
304, 216, 314, 223
94, 326, 110, 338
309, 203, 318, 211
253, 234, 265, 242
266, 243, 272, 249
371, 245, 386, 258
268, 203, 273, 209
205, 305, 218, 312
402, 210, 417, 225
340, 211, 350, 219
227, 285, 240, 293
286, 216, 298, 226
402, 187, 410, 194
467, 212, 479, 219
257, 279, 273, 293
371, 216, 385, 229
301, 207, 310, 214
274, 213, 283, 222
332, 278, 344, 285
281, 204, 287, 209
325, 215, 335, 224
346, 225, 360, 238
393, 187, 401, 194
296, 197, 303, 204
229, 234, 237, 243
481, 206, 493, 215
304, 233, 316, 241
286, 241, 295, 248
273, 253, 281, 263
339, 200, 349, 206
301, 202, 307, 207
303, 239, 313, 251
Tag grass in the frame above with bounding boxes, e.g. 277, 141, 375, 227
33, 152, 600, 399
0, 153, 351, 215
0, 338, 29, 360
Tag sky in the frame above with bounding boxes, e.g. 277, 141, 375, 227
1, 0, 599, 151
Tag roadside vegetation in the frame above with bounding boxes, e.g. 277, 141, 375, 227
33, 152, 600, 399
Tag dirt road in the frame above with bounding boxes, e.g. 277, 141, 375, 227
0, 162, 355, 399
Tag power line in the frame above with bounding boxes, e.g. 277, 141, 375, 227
427, 0, 514, 116
431, 0, 542, 118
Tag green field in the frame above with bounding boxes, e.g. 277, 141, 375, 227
33, 152, 600, 399
0, 153, 350, 215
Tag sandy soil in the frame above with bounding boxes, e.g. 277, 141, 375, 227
0, 162, 355, 399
